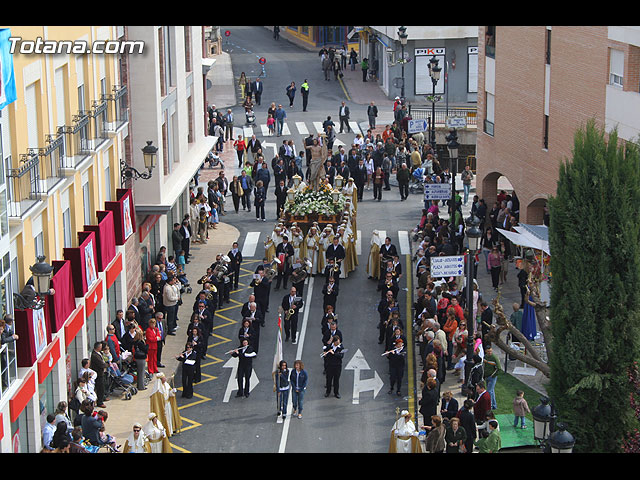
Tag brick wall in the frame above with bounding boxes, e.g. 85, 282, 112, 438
476, 26, 608, 223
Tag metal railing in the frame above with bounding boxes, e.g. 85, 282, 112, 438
40, 133, 66, 193
6, 153, 42, 218
408, 105, 477, 127
91, 99, 109, 149
0, 341, 18, 401
104, 85, 128, 132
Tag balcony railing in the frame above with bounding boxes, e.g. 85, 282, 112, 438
6, 153, 42, 218
40, 132, 66, 193
104, 85, 129, 132
408, 105, 478, 127
90, 99, 109, 149
58, 110, 92, 169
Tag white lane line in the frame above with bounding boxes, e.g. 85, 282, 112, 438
241, 231, 261, 257
349, 121, 362, 136
296, 122, 308, 135
313, 122, 324, 134
356, 230, 362, 255
278, 275, 314, 453
398, 230, 411, 255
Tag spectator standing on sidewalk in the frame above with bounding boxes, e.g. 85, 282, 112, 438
461, 165, 474, 205
361, 58, 369, 82
396, 163, 410, 201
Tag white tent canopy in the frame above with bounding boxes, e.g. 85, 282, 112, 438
496, 223, 550, 255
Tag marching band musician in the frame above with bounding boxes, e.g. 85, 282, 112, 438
320, 308, 337, 336
325, 234, 346, 279
242, 301, 264, 353
391, 254, 403, 281
323, 335, 344, 399
187, 326, 205, 384
275, 235, 295, 291
250, 266, 271, 316
291, 257, 309, 298
228, 242, 243, 290
281, 286, 303, 344
238, 318, 256, 349
232, 338, 257, 398
378, 270, 399, 300
303, 226, 320, 275
322, 276, 339, 312
379, 237, 398, 278
386, 320, 407, 353
323, 258, 341, 287
385, 338, 407, 397
378, 291, 398, 345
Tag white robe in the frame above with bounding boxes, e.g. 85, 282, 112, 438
143, 420, 168, 454
305, 232, 320, 274
391, 417, 419, 453
151, 379, 176, 436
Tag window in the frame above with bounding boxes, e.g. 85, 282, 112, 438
25, 83, 39, 149
543, 114, 549, 149
545, 28, 551, 65
485, 26, 496, 58
468, 47, 478, 93
54, 66, 67, 129
82, 175, 91, 225
61, 188, 72, 248
610, 48, 624, 87
484, 92, 495, 136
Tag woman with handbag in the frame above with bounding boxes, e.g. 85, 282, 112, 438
132, 328, 148, 390
230, 175, 244, 214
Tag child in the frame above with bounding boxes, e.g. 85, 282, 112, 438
267, 114, 275, 136
177, 250, 187, 275
166, 256, 177, 277
513, 390, 530, 429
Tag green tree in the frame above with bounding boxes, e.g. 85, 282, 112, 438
547, 120, 640, 452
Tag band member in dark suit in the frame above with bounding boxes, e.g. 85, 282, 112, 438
232, 339, 257, 398
378, 270, 399, 300
281, 286, 303, 344
238, 319, 256, 348
325, 236, 346, 273
322, 276, 339, 312
250, 267, 271, 316
320, 309, 337, 337
274, 180, 288, 219
275, 236, 295, 290
176, 342, 198, 398
323, 336, 344, 398
228, 242, 243, 290
242, 301, 264, 352
323, 259, 341, 286
378, 291, 397, 344
353, 159, 367, 201
385, 338, 407, 396
379, 237, 398, 277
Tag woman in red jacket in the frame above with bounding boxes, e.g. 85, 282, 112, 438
145, 318, 161, 374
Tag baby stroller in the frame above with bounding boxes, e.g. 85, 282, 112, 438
409, 167, 425, 194
105, 361, 137, 400
245, 108, 256, 126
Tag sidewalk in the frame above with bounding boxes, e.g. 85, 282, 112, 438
104, 52, 241, 449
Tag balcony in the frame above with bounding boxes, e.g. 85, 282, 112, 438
104, 85, 129, 133
58, 110, 92, 169
6, 153, 42, 218
90, 98, 109, 149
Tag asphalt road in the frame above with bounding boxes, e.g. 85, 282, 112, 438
167, 26, 426, 453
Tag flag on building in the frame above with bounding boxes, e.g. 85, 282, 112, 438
0, 28, 17, 111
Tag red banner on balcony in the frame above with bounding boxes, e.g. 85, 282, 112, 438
63, 305, 84, 349
84, 210, 116, 272
63, 231, 98, 298
105, 188, 136, 246
105, 251, 122, 289
44, 260, 76, 334
14, 308, 50, 368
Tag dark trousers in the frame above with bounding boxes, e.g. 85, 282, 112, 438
355, 183, 364, 200
362, 69, 368, 81
325, 366, 341, 394
232, 194, 240, 213
165, 305, 178, 331
339, 117, 351, 133
237, 363, 252, 395
399, 182, 409, 199
276, 271, 289, 289
236, 149, 244, 167
255, 203, 265, 220
490, 266, 501, 289
242, 192, 251, 211
95, 374, 105, 404
302, 93, 308, 111
383, 173, 391, 190
373, 183, 382, 200
284, 316, 299, 341
156, 341, 163, 365
389, 364, 404, 392
233, 266, 241, 289
181, 365, 195, 398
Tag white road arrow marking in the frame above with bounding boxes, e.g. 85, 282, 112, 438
222, 356, 259, 402
345, 349, 384, 405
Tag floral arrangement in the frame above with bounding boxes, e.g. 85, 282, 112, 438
284, 186, 346, 216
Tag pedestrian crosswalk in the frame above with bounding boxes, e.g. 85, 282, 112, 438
237, 119, 364, 148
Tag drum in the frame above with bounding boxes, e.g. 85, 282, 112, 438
278, 253, 286, 272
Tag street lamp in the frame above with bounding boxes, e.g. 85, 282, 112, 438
334, 174, 344, 190
463, 215, 481, 391
532, 396, 554, 444
446, 128, 460, 238
548, 423, 576, 453
428, 55, 441, 150
398, 26, 408, 101
13, 256, 55, 310
121, 140, 158, 187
